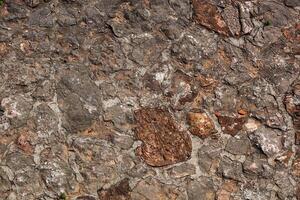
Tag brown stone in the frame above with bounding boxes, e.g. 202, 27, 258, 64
16, 128, 34, 154
134, 108, 192, 167
284, 80, 300, 144
217, 180, 238, 200
296, 131, 300, 145
292, 158, 300, 177
98, 178, 131, 200
282, 23, 300, 42
297, 186, 300, 200
192, 0, 231, 36
222, 5, 241, 36
216, 113, 246, 136
132, 178, 180, 200
187, 112, 216, 139
0, 43, 8, 56
79, 121, 114, 141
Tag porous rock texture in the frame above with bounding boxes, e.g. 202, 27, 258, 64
0, 0, 299, 199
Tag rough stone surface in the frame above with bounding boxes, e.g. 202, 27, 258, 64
192, 0, 231, 36
187, 177, 216, 200
98, 178, 131, 200
0, 0, 299, 199
216, 113, 247, 136
187, 111, 216, 138
134, 108, 192, 167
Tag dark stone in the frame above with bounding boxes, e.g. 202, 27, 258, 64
25, 0, 40, 8
76, 195, 96, 200
98, 178, 131, 200
29, 7, 55, 28
284, 0, 300, 7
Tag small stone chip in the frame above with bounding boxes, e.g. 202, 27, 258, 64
187, 112, 216, 139
135, 108, 192, 167
216, 113, 246, 136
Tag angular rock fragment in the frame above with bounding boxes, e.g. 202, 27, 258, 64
192, 0, 231, 36
284, 80, 300, 144
16, 128, 34, 154
292, 157, 300, 177
198, 141, 222, 174
284, 0, 300, 8
187, 177, 216, 200
168, 163, 196, 178
98, 178, 131, 200
216, 113, 246, 136
132, 178, 181, 200
243, 152, 273, 177
239, 79, 286, 130
217, 180, 238, 200
134, 108, 192, 167
0, 167, 11, 199
1, 94, 33, 128
187, 111, 216, 139
218, 156, 243, 181
237, 2, 253, 34
25, 0, 40, 8
249, 127, 282, 157
29, 7, 55, 28
222, 5, 241, 36
225, 134, 251, 155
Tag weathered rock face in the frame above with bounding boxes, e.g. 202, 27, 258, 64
98, 178, 131, 200
0, 0, 299, 199
134, 108, 192, 167
284, 79, 300, 144
216, 113, 246, 136
187, 177, 216, 200
192, 0, 231, 36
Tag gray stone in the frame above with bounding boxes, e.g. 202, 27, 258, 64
284, 0, 300, 7
225, 134, 251, 155
29, 7, 55, 28
25, 0, 40, 8
218, 156, 244, 182
250, 127, 282, 157
187, 177, 216, 200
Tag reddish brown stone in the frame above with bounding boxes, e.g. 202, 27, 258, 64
216, 113, 246, 136
16, 128, 34, 154
192, 0, 231, 36
134, 108, 192, 167
217, 180, 238, 200
187, 112, 216, 139
98, 178, 131, 200
282, 23, 300, 42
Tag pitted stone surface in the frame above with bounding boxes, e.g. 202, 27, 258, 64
134, 108, 192, 167
0, 0, 299, 199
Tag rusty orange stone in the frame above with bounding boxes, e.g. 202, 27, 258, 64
135, 108, 192, 167
192, 0, 231, 36
187, 112, 216, 139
